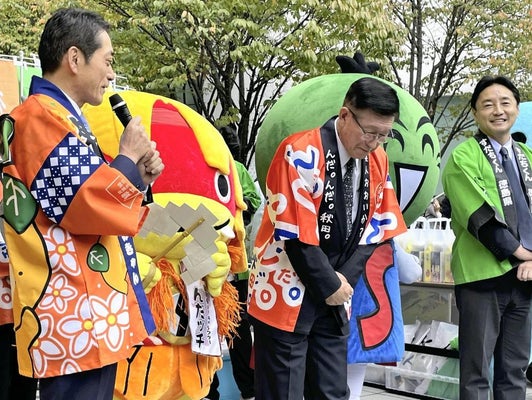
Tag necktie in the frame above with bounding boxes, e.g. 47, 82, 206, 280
343, 158, 354, 238
500, 146, 532, 249
78, 113, 105, 159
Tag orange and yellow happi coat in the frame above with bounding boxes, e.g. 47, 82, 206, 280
3, 82, 154, 378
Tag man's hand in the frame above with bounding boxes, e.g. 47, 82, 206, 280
325, 272, 353, 306
118, 117, 153, 164
138, 141, 164, 186
513, 245, 532, 262
517, 261, 532, 281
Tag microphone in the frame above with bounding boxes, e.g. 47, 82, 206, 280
109, 93, 132, 127
109, 93, 155, 203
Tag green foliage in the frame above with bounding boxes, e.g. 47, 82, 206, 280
0, 0, 92, 55
0, 0, 99, 56
388, 0, 531, 154
94, 0, 403, 164
0, 1, 48, 55
3, 0, 529, 166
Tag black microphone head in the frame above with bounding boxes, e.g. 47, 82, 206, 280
109, 93, 132, 127
109, 93, 126, 110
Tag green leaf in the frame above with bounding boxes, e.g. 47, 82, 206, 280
2, 175, 37, 234
87, 243, 110, 273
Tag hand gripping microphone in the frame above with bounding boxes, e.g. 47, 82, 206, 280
109, 93, 155, 204
109, 93, 132, 127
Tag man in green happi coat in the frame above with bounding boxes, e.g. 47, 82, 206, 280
443, 76, 532, 400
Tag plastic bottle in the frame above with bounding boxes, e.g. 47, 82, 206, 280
405, 217, 427, 279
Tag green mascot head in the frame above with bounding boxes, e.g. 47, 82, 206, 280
256, 55, 440, 225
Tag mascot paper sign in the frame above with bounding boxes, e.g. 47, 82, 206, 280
84, 91, 247, 400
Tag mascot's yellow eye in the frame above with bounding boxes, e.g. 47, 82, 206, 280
215, 171, 231, 204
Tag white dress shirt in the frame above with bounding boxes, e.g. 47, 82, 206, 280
334, 118, 361, 223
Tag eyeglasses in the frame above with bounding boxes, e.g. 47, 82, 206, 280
346, 107, 394, 144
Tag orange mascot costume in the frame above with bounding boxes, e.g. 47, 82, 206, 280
84, 91, 248, 400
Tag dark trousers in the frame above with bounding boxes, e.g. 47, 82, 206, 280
0, 324, 37, 400
207, 279, 254, 399
39, 363, 117, 400
252, 309, 349, 400
455, 277, 532, 400
227, 279, 255, 398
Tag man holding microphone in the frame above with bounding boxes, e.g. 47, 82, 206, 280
2, 7, 163, 400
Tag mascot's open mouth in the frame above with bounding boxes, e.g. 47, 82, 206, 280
393, 162, 428, 214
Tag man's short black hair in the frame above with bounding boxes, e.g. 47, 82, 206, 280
344, 77, 399, 117
470, 75, 520, 110
39, 8, 110, 74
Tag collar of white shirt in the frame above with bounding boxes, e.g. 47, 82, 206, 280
334, 117, 360, 174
